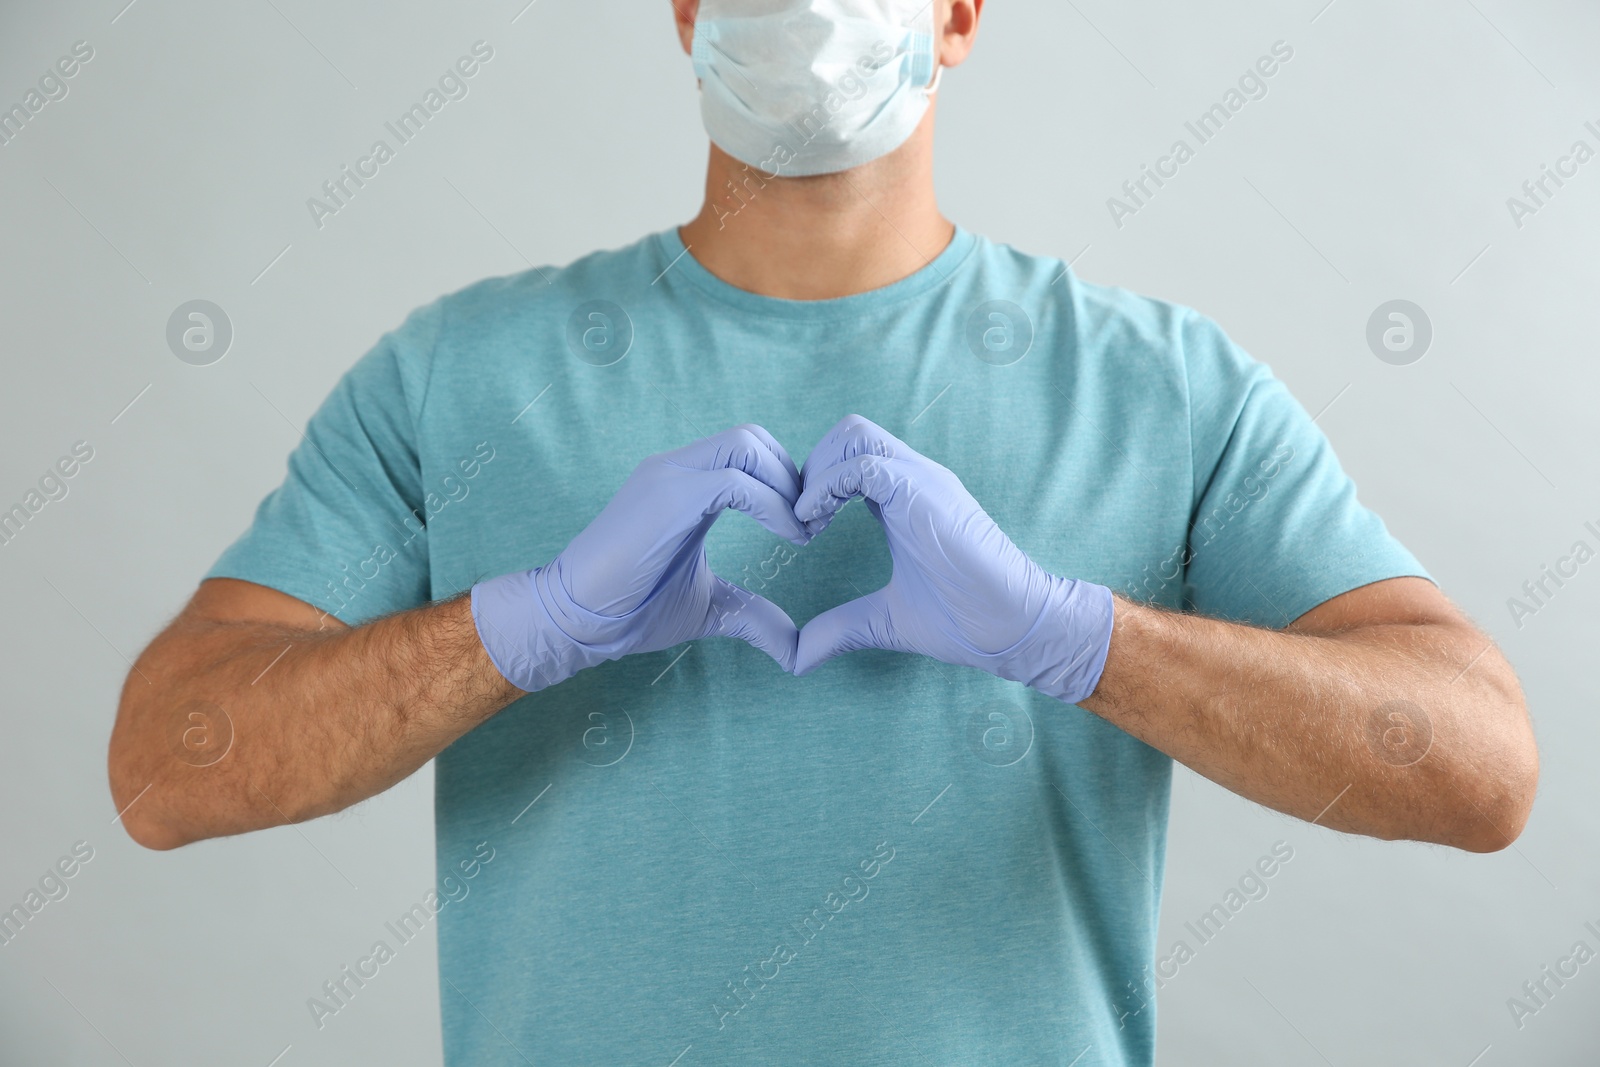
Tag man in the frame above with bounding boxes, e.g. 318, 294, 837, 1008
108, 1, 1537, 1063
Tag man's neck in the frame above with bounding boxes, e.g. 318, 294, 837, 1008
678, 118, 954, 301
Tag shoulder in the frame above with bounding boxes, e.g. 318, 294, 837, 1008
965, 233, 1218, 368
433, 230, 664, 338
377, 230, 667, 415
965, 233, 1281, 441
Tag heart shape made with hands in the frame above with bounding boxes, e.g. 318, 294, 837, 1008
471, 414, 1114, 703
718, 415, 1114, 701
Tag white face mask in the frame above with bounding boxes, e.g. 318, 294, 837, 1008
691, 0, 943, 178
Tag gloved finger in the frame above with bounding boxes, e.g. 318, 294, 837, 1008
799, 414, 911, 484
670, 426, 801, 504
793, 454, 911, 531
802, 509, 840, 539
733, 423, 802, 499
704, 577, 799, 672
702, 468, 812, 545
794, 589, 897, 675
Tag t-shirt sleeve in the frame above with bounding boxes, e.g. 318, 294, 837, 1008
1179, 308, 1431, 628
203, 300, 443, 626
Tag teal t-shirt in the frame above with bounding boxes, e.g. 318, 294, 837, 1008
206, 225, 1428, 1066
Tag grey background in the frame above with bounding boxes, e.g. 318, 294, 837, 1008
1, 0, 1595, 1063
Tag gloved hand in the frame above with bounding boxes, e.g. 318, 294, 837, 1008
472, 425, 810, 691
792, 415, 1115, 704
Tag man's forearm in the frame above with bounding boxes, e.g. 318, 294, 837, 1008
1078, 596, 1538, 852
109, 595, 522, 850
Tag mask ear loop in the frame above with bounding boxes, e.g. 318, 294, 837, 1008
926, 62, 944, 95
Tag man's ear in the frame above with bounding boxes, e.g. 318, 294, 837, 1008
939, 0, 983, 70
673, 0, 700, 56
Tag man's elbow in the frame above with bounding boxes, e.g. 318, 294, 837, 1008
1449, 706, 1540, 854
121, 811, 190, 852
107, 736, 191, 852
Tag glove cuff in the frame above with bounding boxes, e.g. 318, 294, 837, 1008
470, 563, 619, 693
1010, 577, 1116, 706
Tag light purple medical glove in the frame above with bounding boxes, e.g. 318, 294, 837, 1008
792, 415, 1115, 704
471, 425, 809, 691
